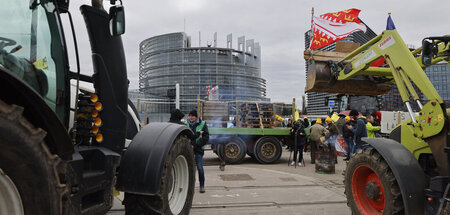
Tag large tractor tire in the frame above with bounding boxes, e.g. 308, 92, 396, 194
344, 146, 404, 215
219, 136, 246, 164
253, 136, 282, 164
123, 135, 195, 215
0, 100, 66, 215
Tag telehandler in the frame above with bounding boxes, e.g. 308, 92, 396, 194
305, 28, 449, 214
0, 0, 195, 214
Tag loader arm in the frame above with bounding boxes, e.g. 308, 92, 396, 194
337, 30, 447, 107
307, 29, 450, 175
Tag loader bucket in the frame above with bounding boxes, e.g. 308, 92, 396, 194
305, 60, 392, 96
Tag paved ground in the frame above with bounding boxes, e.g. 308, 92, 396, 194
108, 148, 350, 214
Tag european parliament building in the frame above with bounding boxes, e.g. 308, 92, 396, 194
139, 32, 268, 113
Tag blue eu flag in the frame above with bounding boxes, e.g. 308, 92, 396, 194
386, 15, 396, 30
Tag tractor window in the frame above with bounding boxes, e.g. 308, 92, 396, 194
0, 1, 61, 110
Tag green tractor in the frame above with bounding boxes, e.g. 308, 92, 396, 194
0, 0, 195, 214
306, 28, 449, 214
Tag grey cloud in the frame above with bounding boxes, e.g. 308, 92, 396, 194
64, 0, 450, 106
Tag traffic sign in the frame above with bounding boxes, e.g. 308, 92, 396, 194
328, 100, 335, 108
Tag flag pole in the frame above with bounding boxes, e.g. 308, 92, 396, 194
309, 7, 315, 49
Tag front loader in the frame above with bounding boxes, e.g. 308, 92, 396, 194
0, 0, 195, 214
305, 28, 449, 214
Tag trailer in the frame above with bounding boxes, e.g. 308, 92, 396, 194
197, 99, 311, 164
209, 127, 294, 164
198, 99, 306, 164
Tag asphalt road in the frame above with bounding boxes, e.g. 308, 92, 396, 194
108, 148, 351, 215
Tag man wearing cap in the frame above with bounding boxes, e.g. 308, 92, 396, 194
186, 110, 209, 193
309, 118, 328, 164
169, 109, 185, 125
347, 110, 367, 153
303, 116, 310, 128
343, 116, 354, 161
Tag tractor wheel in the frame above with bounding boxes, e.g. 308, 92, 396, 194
123, 135, 195, 215
220, 136, 246, 164
0, 100, 66, 215
253, 136, 282, 164
344, 146, 404, 215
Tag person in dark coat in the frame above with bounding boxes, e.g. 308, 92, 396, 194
290, 120, 306, 166
186, 110, 209, 193
169, 109, 185, 124
303, 117, 310, 128
348, 110, 367, 153
343, 116, 354, 161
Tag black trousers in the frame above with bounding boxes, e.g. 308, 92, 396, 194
292, 144, 304, 163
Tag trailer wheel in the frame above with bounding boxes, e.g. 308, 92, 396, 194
345, 146, 404, 215
0, 100, 66, 215
254, 137, 282, 164
124, 135, 195, 215
219, 136, 246, 164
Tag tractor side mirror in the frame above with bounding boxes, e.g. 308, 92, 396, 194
109, 5, 125, 36
422, 39, 433, 66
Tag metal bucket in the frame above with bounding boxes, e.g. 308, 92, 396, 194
305, 60, 392, 96
315, 146, 336, 174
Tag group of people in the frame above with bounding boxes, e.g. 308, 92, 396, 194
168, 108, 382, 192
288, 109, 381, 166
169, 109, 209, 194
342, 110, 381, 161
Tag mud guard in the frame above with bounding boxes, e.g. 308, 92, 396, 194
116, 122, 193, 195
362, 137, 426, 215
0, 67, 73, 159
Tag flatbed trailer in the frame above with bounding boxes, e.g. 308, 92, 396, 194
208, 127, 302, 164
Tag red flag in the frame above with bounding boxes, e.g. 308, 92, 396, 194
309, 8, 367, 50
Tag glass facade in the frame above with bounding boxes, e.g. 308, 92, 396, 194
139, 32, 267, 113
380, 63, 449, 111
424, 63, 450, 107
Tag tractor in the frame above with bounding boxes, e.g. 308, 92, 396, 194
305, 28, 449, 214
0, 0, 195, 214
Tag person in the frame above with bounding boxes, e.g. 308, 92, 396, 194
169, 109, 185, 124
348, 110, 367, 153
309, 118, 328, 164
334, 114, 346, 136
325, 116, 339, 135
290, 120, 306, 166
343, 116, 354, 161
186, 110, 209, 193
303, 117, 311, 128
366, 115, 381, 137
325, 116, 339, 164
287, 119, 293, 128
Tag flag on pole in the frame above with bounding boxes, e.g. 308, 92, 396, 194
386, 14, 396, 30
206, 85, 218, 96
309, 8, 367, 50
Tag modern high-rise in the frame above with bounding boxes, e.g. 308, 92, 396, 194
424, 63, 450, 107
304, 22, 378, 115
139, 32, 268, 113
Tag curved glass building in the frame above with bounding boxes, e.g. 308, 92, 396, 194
139, 32, 267, 112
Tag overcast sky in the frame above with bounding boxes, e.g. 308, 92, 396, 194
65, 0, 449, 104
